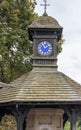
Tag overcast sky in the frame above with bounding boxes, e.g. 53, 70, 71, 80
35, 0, 81, 84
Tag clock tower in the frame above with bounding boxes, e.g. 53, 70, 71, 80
28, 14, 62, 70
1, 2, 81, 130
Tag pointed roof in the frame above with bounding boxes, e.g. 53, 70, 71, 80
28, 15, 62, 29
0, 69, 81, 104
28, 15, 62, 41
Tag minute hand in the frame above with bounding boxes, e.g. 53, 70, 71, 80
41, 43, 46, 48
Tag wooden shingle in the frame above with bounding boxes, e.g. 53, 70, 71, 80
0, 69, 81, 103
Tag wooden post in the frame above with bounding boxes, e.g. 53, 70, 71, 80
12, 104, 30, 130
70, 110, 77, 130
65, 109, 78, 130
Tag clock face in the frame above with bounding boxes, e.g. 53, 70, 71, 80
38, 41, 52, 55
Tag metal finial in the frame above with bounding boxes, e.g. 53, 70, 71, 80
41, 0, 50, 16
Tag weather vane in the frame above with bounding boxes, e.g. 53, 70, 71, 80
41, 0, 50, 16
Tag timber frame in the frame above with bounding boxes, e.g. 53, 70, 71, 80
0, 102, 81, 130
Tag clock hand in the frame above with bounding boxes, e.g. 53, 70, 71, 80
41, 42, 47, 48
44, 45, 49, 48
41, 42, 46, 48
41, 43, 44, 47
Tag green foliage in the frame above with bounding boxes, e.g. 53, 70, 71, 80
0, 115, 17, 130
64, 121, 70, 130
57, 36, 64, 54
0, 0, 37, 83
0, 0, 37, 128
77, 117, 81, 130
64, 120, 81, 130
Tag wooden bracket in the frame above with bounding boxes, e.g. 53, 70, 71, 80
12, 104, 30, 130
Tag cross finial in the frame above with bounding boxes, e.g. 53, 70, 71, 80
41, 0, 50, 16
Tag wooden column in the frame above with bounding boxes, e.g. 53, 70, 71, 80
70, 110, 77, 130
12, 104, 30, 130
65, 109, 78, 130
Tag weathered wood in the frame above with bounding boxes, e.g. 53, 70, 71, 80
65, 109, 78, 130
12, 104, 30, 130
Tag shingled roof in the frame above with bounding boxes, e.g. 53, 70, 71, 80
0, 68, 81, 103
0, 82, 10, 89
28, 16, 62, 29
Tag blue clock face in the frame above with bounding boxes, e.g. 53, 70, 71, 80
38, 41, 52, 55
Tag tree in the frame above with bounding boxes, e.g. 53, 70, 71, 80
0, 1, 37, 129
77, 116, 81, 130
0, 115, 17, 130
0, 0, 37, 83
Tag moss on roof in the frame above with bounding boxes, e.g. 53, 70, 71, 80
0, 69, 81, 103
28, 15, 62, 29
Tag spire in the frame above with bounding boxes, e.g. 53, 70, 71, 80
41, 0, 50, 16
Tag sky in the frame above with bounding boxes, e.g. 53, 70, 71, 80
35, 0, 81, 84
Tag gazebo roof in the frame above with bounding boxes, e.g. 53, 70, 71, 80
0, 69, 81, 104
0, 82, 10, 89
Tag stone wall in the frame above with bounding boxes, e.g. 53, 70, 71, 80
26, 108, 64, 130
